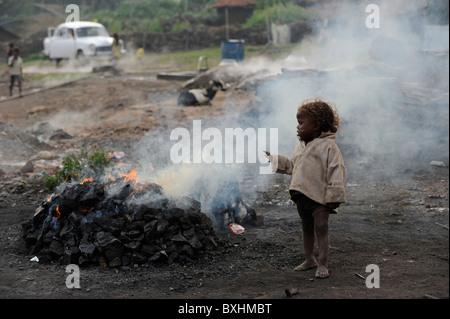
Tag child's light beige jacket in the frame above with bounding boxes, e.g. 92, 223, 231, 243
273, 132, 347, 207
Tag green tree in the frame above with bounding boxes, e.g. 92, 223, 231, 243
0, 0, 32, 20
245, 1, 313, 27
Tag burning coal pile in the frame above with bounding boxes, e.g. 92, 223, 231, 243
21, 169, 228, 267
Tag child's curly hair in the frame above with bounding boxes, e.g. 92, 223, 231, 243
298, 97, 340, 133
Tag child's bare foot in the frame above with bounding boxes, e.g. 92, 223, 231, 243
294, 259, 317, 271
315, 265, 329, 278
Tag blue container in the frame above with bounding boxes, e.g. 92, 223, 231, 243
221, 39, 245, 61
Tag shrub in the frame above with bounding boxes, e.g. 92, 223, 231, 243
44, 148, 112, 192
244, 2, 313, 28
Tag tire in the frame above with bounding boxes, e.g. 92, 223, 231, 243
50, 58, 62, 67
76, 50, 88, 66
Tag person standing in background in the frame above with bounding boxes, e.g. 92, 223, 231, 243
112, 33, 124, 60
6, 42, 14, 64
8, 47, 23, 97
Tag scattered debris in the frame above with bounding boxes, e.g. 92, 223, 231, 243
285, 287, 300, 297
355, 273, 365, 280
330, 245, 345, 253
110, 151, 125, 159
209, 179, 261, 228
177, 80, 226, 106
229, 223, 245, 235
29, 256, 39, 262
435, 222, 449, 230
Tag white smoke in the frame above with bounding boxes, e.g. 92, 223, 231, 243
129, 1, 449, 212
256, 0, 449, 175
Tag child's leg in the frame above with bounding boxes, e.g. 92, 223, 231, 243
16, 75, 22, 96
312, 207, 330, 278
294, 204, 317, 271
18, 77, 22, 96
9, 76, 14, 96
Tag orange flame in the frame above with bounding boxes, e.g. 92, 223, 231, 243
120, 168, 140, 190
63, 174, 71, 183
119, 168, 149, 194
53, 206, 61, 220
81, 177, 93, 185
120, 168, 138, 182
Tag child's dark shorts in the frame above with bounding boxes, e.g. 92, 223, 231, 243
290, 190, 335, 223
10, 75, 21, 86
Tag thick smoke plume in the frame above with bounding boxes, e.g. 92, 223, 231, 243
123, 1, 449, 218
256, 0, 449, 176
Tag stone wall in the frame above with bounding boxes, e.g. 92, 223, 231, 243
125, 22, 311, 52
124, 25, 269, 52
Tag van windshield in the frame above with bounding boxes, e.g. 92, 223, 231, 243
76, 27, 109, 38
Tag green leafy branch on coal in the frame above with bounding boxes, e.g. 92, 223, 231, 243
43, 148, 112, 192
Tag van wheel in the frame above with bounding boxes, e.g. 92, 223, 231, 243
76, 50, 88, 66
51, 58, 62, 67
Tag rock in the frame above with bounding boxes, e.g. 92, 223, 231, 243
36, 150, 57, 160
149, 250, 169, 263
108, 256, 122, 267
285, 287, 300, 297
92, 65, 122, 75
430, 161, 446, 167
171, 234, 188, 244
95, 231, 121, 248
49, 129, 73, 140
79, 237, 95, 257
19, 160, 34, 173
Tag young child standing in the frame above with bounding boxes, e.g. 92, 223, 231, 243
265, 98, 346, 278
8, 47, 23, 97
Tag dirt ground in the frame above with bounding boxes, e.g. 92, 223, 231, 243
0, 61, 448, 302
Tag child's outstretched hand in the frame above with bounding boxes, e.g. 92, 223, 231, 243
264, 151, 273, 163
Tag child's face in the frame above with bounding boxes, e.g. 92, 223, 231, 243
297, 110, 320, 142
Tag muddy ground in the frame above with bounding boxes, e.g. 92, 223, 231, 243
0, 61, 448, 303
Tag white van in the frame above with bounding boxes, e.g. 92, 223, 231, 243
43, 21, 116, 64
